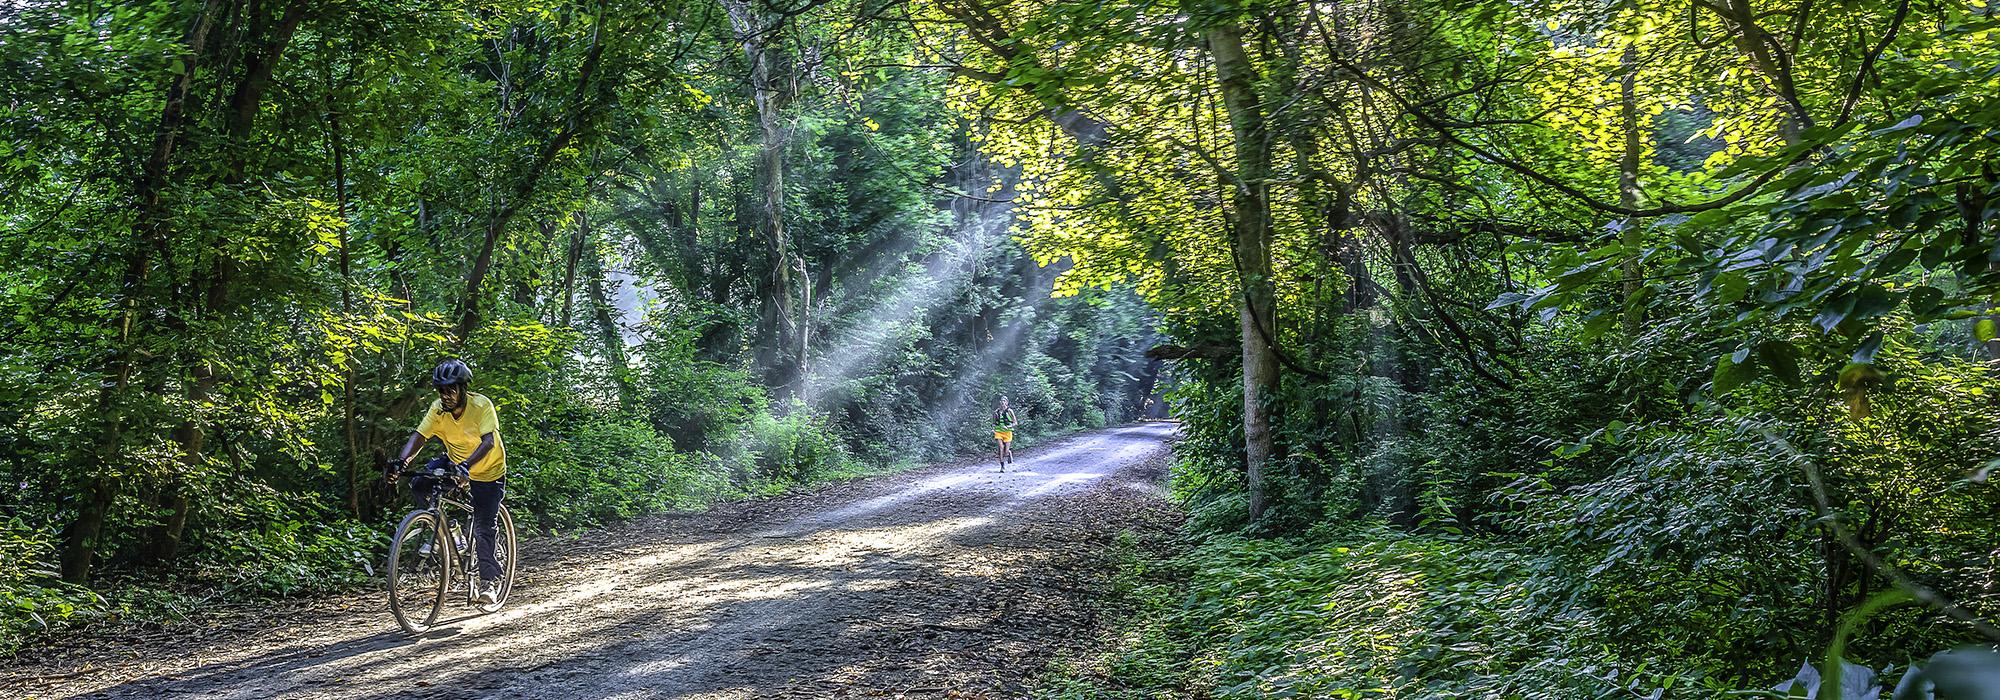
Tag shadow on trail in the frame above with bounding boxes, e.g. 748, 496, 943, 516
40, 422, 1179, 700
45, 630, 417, 697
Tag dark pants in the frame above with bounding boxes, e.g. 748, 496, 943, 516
409, 457, 505, 582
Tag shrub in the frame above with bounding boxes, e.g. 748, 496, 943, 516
0, 519, 104, 654
736, 405, 858, 491
507, 415, 728, 530
1044, 529, 1709, 700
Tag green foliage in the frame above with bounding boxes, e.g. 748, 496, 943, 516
184, 509, 380, 598
0, 0, 1161, 654
0, 520, 103, 656
941, 0, 2000, 691
1044, 529, 1708, 699
737, 405, 861, 492
635, 328, 764, 454
509, 416, 725, 529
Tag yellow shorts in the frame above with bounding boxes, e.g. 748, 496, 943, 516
994, 430, 1013, 442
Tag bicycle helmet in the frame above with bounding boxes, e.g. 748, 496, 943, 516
431, 359, 473, 388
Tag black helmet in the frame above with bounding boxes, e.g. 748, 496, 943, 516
431, 359, 472, 388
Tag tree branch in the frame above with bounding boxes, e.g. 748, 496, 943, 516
1324, 53, 1807, 218
1762, 429, 2000, 643
1146, 344, 1237, 360
1836, 0, 1910, 125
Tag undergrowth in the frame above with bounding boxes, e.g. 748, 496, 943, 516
1040, 526, 1730, 700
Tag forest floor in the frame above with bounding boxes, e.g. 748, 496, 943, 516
0, 422, 1184, 700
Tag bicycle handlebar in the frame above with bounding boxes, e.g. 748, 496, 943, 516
383, 458, 466, 483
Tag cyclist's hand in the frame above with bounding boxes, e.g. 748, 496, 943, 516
384, 458, 407, 485
452, 462, 471, 488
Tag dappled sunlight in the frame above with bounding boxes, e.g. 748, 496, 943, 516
760, 473, 982, 536
33, 424, 1179, 700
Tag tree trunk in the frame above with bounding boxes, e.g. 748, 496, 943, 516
585, 232, 637, 410
1207, 22, 1280, 522
1618, 41, 1645, 337
686, 179, 708, 293
329, 78, 362, 517
455, 23, 608, 339
721, 0, 801, 400
560, 213, 588, 328
1698, 0, 1811, 141
222, 0, 310, 178
58, 477, 116, 583
154, 0, 311, 563
144, 473, 192, 563
64, 0, 229, 583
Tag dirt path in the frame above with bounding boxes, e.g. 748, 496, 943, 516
2, 422, 1182, 700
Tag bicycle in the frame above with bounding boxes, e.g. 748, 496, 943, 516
384, 460, 518, 635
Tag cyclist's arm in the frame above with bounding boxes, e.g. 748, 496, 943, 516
396, 430, 428, 468
461, 432, 497, 473
386, 431, 426, 483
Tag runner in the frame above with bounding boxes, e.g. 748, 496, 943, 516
992, 396, 1018, 471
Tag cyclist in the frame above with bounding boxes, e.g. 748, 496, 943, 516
992, 396, 1018, 471
386, 359, 508, 605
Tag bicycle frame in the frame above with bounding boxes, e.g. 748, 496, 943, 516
393, 465, 491, 606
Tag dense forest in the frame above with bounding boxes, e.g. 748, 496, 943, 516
7, 0, 2000, 695
0, 0, 1161, 651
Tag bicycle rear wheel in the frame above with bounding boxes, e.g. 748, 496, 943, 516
474, 505, 518, 613
387, 510, 450, 635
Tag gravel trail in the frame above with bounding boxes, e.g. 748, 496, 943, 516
2, 422, 1182, 700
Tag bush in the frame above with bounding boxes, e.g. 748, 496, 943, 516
0, 519, 103, 654
507, 415, 729, 530
185, 515, 379, 598
735, 405, 858, 492
1502, 415, 1821, 681
634, 328, 763, 453
177, 477, 380, 598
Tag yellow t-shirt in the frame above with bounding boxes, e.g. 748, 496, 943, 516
416, 392, 507, 482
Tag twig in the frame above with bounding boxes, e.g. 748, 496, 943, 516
1837, 0, 1911, 126
1759, 429, 2000, 643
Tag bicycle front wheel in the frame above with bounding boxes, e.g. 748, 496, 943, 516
474, 505, 518, 613
387, 510, 450, 635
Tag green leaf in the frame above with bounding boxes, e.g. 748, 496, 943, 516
1485, 291, 1531, 311
1907, 286, 1945, 316
1851, 332, 1885, 365
1712, 352, 1755, 394
1849, 283, 1898, 322
1578, 309, 1617, 343
1875, 248, 1918, 277
1757, 340, 1802, 386
1815, 290, 1858, 333
1704, 272, 1749, 305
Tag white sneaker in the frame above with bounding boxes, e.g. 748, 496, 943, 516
477, 581, 499, 605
